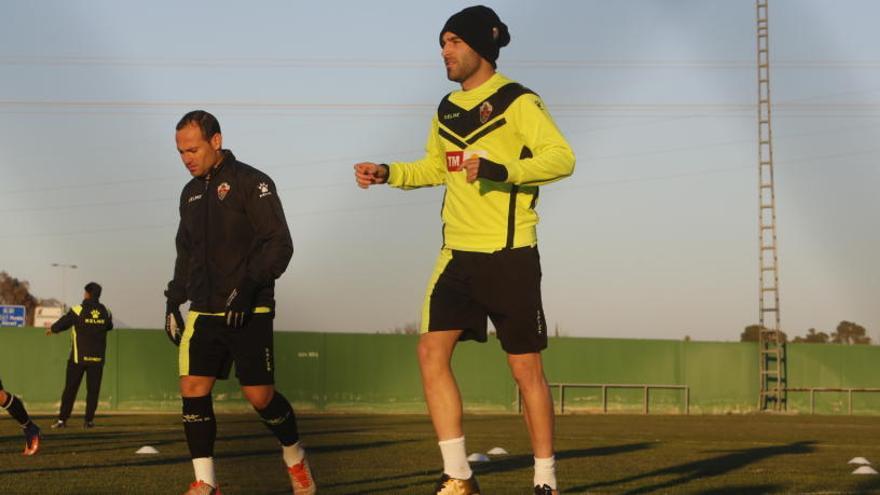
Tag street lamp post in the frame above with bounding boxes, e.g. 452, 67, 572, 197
50, 263, 77, 311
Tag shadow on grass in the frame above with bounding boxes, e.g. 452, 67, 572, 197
474, 441, 656, 476
297, 415, 430, 431
693, 485, 785, 494
855, 474, 880, 494
3, 429, 143, 442
341, 481, 433, 495
308, 438, 419, 454
35, 429, 183, 455
320, 469, 431, 491
51, 437, 182, 455
0, 438, 416, 476
0, 433, 25, 443
321, 441, 653, 492
3, 427, 395, 457
0, 429, 178, 456
300, 427, 373, 436
567, 440, 816, 494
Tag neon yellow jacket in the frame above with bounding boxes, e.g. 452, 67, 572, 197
388, 73, 575, 252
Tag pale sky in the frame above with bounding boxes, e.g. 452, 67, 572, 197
1, 0, 878, 342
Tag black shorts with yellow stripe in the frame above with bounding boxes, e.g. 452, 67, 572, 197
422, 245, 548, 354
179, 308, 275, 386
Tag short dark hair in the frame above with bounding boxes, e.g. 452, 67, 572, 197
84, 282, 102, 300
176, 110, 221, 141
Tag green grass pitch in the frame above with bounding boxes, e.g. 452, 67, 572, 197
3, 413, 880, 493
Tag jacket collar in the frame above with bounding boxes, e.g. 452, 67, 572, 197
201, 150, 235, 182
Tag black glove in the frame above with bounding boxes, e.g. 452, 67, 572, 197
165, 301, 184, 346
225, 279, 258, 329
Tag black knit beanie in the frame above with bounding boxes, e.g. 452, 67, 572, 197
439, 5, 510, 68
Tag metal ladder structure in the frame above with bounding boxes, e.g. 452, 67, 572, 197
756, 0, 785, 411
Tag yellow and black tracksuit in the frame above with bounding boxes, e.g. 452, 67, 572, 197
388, 72, 575, 253
387, 73, 575, 349
50, 299, 113, 423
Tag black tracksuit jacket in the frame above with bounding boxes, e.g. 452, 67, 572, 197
51, 299, 114, 364
165, 150, 294, 313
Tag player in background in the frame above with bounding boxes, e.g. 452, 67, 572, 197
47, 281, 113, 429
165, 110, 315, 495
0, 379, 41, 455
354, 6, 574, 494
355, 6, 575, 495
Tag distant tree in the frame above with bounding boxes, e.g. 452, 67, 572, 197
792, 328, 830, 344
740, 325, 762, 342
831, 321, 871, 345
740, 324, 787, 343
0, 271, 39, 326
391, 321, 419, 335
683, 335, 691, 342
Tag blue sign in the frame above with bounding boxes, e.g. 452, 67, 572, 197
0, 305, 26, 327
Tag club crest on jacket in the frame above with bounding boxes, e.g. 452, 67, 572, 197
479, 101, 493, 124
217, 182, 231, 201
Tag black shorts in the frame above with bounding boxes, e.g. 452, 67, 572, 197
0, 377, 4, 390
422, 246, 548, 354
178, 310, 275, 386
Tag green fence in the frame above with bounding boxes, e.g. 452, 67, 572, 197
2, 327, 880, 414
786, 343, 880, 414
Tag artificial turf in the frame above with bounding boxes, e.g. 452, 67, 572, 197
3, 412, 880, 494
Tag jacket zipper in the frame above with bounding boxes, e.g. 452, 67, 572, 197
204, 176, 212, 308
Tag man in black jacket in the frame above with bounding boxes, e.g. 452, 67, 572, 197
165, 110, 314, 495
47, 281, 113, 429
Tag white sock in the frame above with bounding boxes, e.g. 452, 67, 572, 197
534, 455, 557, 489
192, 457, 216, 487
282, 441, 306, 467
438, 436, 472, 480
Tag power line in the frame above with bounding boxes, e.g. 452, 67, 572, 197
0, 199, 440, 239
0, 222, 172, 240
2, 84, 877, 204
3, 55, 880, 69
577, 120, 880, 161
3, 126, 876, 215
0, 100, 433, 110
553, 146, 879, 192
4, 93, 875, 199
2, 99, 880, 112
2, 145, 873, 233
4, 100, 880, 123
0, 151, 423, 196
0, 181, 364, 214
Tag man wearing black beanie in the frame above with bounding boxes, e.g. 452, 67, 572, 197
355, 5, 573, 495
439, 5, 510, 70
